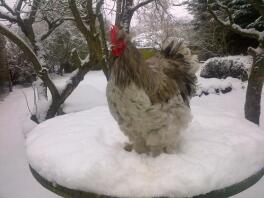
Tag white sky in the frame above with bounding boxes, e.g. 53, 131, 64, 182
104, 0, 193, 26
2, 0, 193, 28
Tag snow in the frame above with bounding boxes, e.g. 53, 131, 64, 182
26, 72, 264, 197
1, 70, 264, 198
0, 88, 60, 198
54, 71, 107, 113
26, 102, 264, 197
34, 99, 51, 122
62, 84, 106, 113
81, 54, 90, 66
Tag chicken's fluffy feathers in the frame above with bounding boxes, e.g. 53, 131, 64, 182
107, 34, 199, 156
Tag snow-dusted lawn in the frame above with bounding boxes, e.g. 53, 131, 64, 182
0, 71, 263, 197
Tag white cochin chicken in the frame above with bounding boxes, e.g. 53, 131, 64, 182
107, 26, 199, 156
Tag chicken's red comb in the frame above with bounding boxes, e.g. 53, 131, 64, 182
110, 25, 127, 57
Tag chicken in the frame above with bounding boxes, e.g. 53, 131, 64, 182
106, 26, 199, 156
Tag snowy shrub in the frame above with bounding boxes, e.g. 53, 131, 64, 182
43, 22, 89, 74
7, 42, 36, 85
200, 56, 252, 81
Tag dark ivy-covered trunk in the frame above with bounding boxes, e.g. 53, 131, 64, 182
245, 48, 264, 125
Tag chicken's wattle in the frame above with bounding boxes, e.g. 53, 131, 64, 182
110, 25, 127, 57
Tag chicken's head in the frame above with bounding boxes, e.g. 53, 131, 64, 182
110, 25, 127, 57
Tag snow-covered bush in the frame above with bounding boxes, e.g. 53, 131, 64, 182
200, 56, 252, 81
43, 22, 89, 74
7, 42, 36, 85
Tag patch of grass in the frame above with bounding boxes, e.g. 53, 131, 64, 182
139, 48, 157, 60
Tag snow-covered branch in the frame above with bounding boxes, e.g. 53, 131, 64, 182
14, 0, 24, 14
68, 0, 109, 78
207, 1, 262, 42
0, 23, 59, 101
0, 11, 17, 22
0, 23, 41, 71
0, 0, 15, 15
68, 0, 91, 44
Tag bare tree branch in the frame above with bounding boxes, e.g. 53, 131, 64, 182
40, 19, 64, 41
131, 0, 155, 12
14, 0, 24, 14
27, 0, 41, 22
173, 2, 188, 6
0, 11, 17, 23
0, 0, 15, 15
113, 0, 158, 31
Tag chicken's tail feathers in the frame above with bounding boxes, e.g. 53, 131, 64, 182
161, 38, 200, 75
161, 38, 199, 100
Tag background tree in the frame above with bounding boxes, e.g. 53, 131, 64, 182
186, 0, 263, 59
7, 40, 36, 85
185, 0, 229, 60
0, 0, 157, 123
134, 1, 191, 49
43, 21, 89, 75
208, 0, 264, 125
214, 0, 261, 54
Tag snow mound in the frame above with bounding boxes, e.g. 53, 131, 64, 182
62, 84, 107, 113
196, 77, 244, 96
26, 106, 264, 198
22, 118, 38, 138
200, 56, 253, 81
51, 71, 107, 114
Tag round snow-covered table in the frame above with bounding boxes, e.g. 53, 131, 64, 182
30, 166, 264, 198
27, 106, 264, 198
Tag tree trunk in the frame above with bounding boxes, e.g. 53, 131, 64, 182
245, 47, 264, 125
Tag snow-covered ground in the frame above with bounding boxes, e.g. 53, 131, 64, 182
0, 71, 264, 198
0, 87, 60, 198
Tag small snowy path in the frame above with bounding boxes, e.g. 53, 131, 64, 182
0, 88, 60, 198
